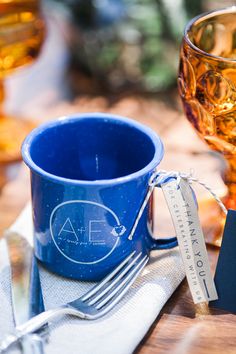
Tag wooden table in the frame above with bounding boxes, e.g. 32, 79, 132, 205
1, 14, 236, 354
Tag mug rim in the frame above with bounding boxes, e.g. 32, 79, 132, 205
184, 6, 236, 63
21, 113, 164, 186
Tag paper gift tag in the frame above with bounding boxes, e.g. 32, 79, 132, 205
210, 209, 236, 313
161, 177, 218, 304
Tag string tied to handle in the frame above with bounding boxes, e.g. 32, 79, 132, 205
128, 169, 227, 241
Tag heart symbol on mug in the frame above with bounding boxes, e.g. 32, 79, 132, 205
111, 225, 126, 237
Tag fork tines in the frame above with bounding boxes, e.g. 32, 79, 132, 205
75, 251, 149, 317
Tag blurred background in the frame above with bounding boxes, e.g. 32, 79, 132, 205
5, 0, 236, 112
41, 0, 236, 95
33, 0, 236, 94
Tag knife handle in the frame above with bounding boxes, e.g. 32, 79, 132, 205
20, 334, 45, 354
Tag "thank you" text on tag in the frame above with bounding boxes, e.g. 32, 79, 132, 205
161, 178, 218, 304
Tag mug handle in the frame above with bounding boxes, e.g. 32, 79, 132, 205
149, 236, 178, 251
147, 175, 179, 251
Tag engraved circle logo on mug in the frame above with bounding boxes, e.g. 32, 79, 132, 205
50, 200, 126, 264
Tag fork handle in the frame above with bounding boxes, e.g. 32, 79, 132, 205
0, 306, 83, 352
21, 334, 45, 354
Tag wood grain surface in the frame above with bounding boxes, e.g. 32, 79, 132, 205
1, 13, 236, 354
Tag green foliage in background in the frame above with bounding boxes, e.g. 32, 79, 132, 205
51, 0, 203, 92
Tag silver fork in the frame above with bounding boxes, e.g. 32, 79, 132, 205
0, 251, 148, 353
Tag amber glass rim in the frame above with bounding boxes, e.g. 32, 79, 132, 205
184, 6, 236, 63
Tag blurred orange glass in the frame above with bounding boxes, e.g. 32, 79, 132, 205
178, 7, 236, 246
0, 0, 45, 163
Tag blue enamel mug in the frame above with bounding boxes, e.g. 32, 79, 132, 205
22, 113, 177, 280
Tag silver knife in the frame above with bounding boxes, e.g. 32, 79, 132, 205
6, 233, 46, 354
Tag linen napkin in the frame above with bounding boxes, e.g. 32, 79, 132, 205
1, 205, 185, 354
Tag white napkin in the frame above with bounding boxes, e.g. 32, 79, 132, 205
1, 205, 185, 354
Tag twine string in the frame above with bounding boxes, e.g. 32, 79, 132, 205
128, 169, 227, 241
